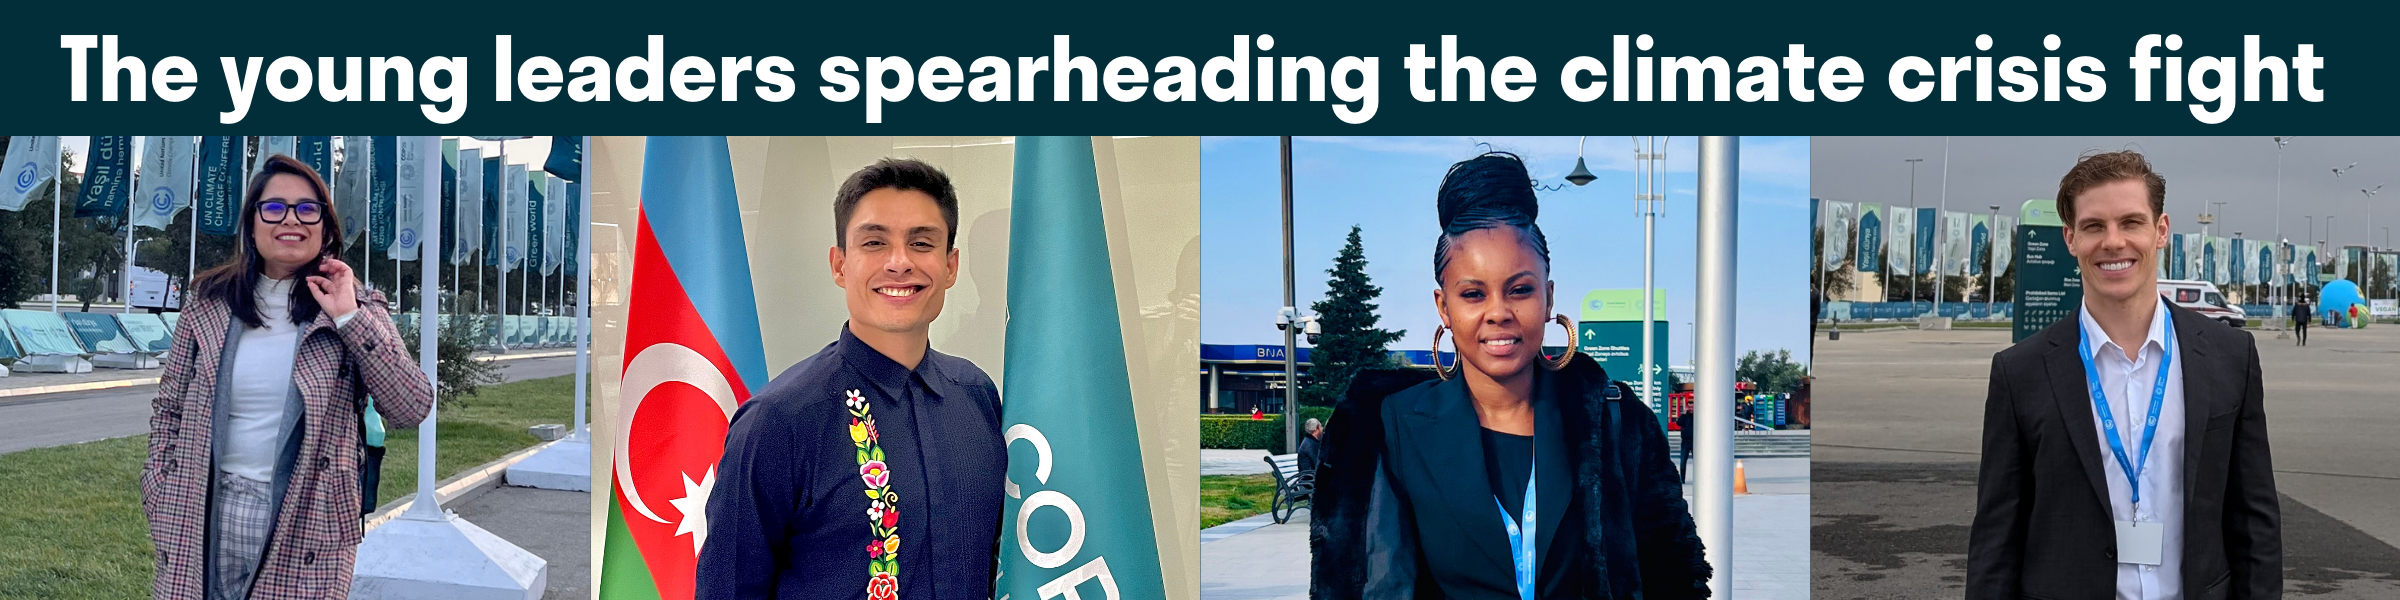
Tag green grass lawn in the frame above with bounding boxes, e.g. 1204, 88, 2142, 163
0, 374, 580, 599
1201, 474, 1280, 529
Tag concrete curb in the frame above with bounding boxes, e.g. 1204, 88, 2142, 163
364, 437, 572, 533
0, 350, 575, 400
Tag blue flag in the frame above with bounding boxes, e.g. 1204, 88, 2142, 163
484, 156, 503, 267
298, 136, 334, 176
371, 136, 398, 251
545, 135, 583, 183
998, 136, 1167, 600
195, 136, 241, 236
75, 136, 134, 219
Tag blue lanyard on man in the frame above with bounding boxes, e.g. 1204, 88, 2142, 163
2078, 314, 2175, 514
1495, 455, 1536, 600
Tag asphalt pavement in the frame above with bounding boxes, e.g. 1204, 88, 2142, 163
1810, 324, 2400, 598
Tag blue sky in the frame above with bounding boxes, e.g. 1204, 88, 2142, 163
1201, 136, 1813, 367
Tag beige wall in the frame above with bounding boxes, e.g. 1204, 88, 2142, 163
589, 136, 1199, 599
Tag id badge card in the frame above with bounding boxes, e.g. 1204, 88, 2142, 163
2113, 520, 2165, 565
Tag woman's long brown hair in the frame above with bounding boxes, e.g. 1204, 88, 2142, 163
191, 154, 347, 328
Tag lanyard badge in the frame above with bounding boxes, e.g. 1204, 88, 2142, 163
2077, 315, 2174, 511
1495, 456, 1536, 600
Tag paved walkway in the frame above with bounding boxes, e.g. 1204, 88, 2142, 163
1202, 449, 1274, 476
446, 485, 592, 599
1201, 458, 1810, 599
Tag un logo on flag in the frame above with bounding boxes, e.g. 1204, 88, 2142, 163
11, 163, 34, 194
151, 188, 175, 213
400, 230, 417, 247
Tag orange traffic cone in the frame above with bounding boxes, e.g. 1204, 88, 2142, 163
1734, 460, 1750, 495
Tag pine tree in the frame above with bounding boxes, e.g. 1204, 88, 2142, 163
1304, 226, 1405, 407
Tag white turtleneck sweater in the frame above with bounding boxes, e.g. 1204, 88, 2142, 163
220, 277, 355, 482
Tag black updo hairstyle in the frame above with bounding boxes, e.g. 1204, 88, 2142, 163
1433, 152, 1552, 283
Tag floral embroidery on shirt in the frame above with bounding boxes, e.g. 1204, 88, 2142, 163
847, 389, 901, 600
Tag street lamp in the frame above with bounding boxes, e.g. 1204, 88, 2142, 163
2271, 137, 2294, 336
1570, 136, 1668, 411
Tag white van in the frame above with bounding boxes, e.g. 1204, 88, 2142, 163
2159, 279, 2245, 328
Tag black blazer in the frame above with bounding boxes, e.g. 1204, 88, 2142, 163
1966, 303, 2281, 600
1311, 355, 1711, 599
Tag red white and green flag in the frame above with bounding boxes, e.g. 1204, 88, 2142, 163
600, 136, 769, 600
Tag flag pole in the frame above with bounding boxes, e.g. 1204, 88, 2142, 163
49, 141, 63, 313
406, 135, 444, 522
188, 137, 199, 303
124, 138, 137, 315
496, 139, 509, 352
573, 135, 590, 439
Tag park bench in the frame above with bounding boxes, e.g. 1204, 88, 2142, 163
1263, 453, 1312, 524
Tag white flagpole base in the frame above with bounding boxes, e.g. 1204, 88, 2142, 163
0, 363, 11, 377
89, 352, 161, 370
350, 510, 547, 600
502, 437, 590, 492
12, 355, 93, 373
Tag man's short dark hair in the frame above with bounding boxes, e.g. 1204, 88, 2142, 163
2055, 150, 2166, 226
834, 158, 960, 248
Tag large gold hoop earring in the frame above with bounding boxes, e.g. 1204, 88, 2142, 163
1544, 314, 1578, 371
1432, 325, 1456, 380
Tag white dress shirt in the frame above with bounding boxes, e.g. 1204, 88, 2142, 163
2078, 297, 2186, 600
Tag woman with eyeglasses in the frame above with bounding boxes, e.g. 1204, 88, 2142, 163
1311, 153, 1710, 599
142, 154, 432, 600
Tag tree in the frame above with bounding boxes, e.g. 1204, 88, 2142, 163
1737, 349, 1807, 396
1303, 226, 1404, 407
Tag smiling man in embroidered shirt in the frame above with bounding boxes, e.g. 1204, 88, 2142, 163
698, 159, 1006, 600
1967, 150, 2281, 600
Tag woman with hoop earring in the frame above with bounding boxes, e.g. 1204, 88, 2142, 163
1310, 153, 1709, 599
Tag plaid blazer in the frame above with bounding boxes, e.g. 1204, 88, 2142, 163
142, 285, 432, 600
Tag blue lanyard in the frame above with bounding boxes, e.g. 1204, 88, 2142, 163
2078, 315, 2174, 508
1494, 455, 1536, 600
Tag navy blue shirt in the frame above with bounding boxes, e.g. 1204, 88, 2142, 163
697, 326, 1005, 600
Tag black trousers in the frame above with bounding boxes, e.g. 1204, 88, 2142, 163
2296, 320, 2309, 345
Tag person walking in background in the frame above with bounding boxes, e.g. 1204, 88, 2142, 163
1967, 151, 2280, 599
1297, 418, 1325, 474
2292, 298, 2311, 346
142, 155, 434, 600
1677, 408, 1695, 482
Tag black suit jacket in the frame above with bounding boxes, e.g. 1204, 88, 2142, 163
1966, 303, 2281, 600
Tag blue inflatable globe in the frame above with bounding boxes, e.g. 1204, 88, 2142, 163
2320, 280, 2364, 326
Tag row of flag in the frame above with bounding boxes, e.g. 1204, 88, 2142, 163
0, 136, 582, 276
1815, 200, 2016, 279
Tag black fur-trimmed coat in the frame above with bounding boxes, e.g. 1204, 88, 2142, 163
1309, 354, 1711, 599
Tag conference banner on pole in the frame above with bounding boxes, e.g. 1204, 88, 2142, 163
297, 136, 333, 177
484, 156, 503, 268
505, 162, 529, 272
1969, 214, 1990, 276
390, 136, 429, 260
264, 136, 296, 160
565, 181, 581, 280
1854, 203, 1881, 272
195, 136, 241, 236
2231, 239, 2248, 285
1, 136, 60, 212
456, 147, 484, 264
1823, 201, 1852, 270
544, 174, 566, 275
1991, 216, 2016, 277
2214, 237, 2231, 285
1889, 206, 1915, 277
1943, 210, 1969, 277
526, 171, 547, 279
2186, 235, 2204, 281
441, 139, 460, 263
543, 135, 583, 182
371, 136, 398, 253
1915, 207, 1938, 275
337, 137, 372, 246
134, 136, 194, 230
74, 136, 134, 219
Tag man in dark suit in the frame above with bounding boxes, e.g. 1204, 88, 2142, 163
1296, 418, 1325, 474
1967, 150, 2281, 600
